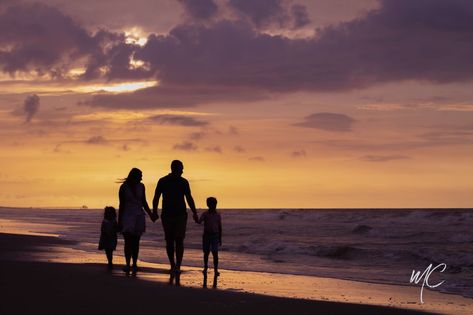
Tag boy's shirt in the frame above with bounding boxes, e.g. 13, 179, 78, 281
199, 211, 221, 234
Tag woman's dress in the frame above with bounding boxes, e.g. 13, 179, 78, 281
119, 182, 146, 236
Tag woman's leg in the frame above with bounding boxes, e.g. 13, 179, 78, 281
123, 233, 132, 270
131, 234, 141, 269
105, 249, 113, 266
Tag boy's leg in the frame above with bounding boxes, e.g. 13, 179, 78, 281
203, 250, 210, 272
211, 250, 219, 275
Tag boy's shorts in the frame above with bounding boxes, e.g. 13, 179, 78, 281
202, 232, 219, 252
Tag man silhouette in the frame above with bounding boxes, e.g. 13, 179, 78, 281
153, 160, 198, 280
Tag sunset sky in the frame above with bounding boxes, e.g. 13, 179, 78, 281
0, 0, 472, 208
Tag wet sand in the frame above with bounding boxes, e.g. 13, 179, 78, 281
0, 232, 459, 315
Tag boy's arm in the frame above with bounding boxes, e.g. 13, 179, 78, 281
197, 212, 204, 224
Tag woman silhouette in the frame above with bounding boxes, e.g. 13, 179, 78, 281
118, 168, 154, 275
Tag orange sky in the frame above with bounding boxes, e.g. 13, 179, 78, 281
0, 0, 472, 208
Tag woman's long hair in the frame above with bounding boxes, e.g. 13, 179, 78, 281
117, 168, 142, 197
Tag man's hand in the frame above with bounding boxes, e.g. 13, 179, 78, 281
192, 212, 198, 223
150, 212, 159, 222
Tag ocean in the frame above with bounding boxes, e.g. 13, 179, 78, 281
1, 207, 472, 298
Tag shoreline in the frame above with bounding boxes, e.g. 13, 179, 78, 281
2, 232, 472, 315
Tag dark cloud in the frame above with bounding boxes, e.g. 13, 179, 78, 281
0, 3, 146, 80
178, 0, 218, 20
294, 113, 355, 132
205, 145, 222, 153
249, 156, 265, 161
189, 131, 206, 141
86, 85, 269, 109
291, 149, 306, 157
131, 0, 473, 97
228, 126, 239, 135
229, 0, 287, 28
291, 4, 311, 28
52, 143, 71, 153
148, 114, 208, 127
360, 155, 410, 162
0, 3, 100, 75
4, 1, 473, 110
233, 145, 245, 153
86, 135, 107, 145
23, 94, 40, 122
173, 141, 198, 151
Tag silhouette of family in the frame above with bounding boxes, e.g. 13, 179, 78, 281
98, 160, 222, 287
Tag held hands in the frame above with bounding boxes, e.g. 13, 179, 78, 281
150, 212, 159, 222
192, 212, 199, 223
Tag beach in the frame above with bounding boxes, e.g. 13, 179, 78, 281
0, 232, 445, 315
1, 219, 473, 315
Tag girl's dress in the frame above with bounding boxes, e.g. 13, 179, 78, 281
98, 218, 118, 250
119, 182, 146, 236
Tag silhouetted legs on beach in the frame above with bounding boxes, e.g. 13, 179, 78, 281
166, 238, 184, 271
203, 250, 219, 276
105, 249, 113, 269
123, 233, 140, 274
166, 237, 184, 285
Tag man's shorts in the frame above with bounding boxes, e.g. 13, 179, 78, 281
161, 213, 187, 241
202, 232, 220, 252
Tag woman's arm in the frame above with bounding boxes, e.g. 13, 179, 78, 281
141, 184, 155, 220
117, 185, 125, 231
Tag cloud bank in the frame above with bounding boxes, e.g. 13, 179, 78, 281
2, 1, 473, 109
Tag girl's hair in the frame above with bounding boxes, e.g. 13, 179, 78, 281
117, 167, 142, 184
104, 206, 116, 219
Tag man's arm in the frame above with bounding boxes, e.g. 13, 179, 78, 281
141, 184, 154, 219
218, 215, 222, 245
184, 180, 198, 222
152, 180, 162, 217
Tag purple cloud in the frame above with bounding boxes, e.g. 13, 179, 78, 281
233, 145, 245, 153
178, 0, 218, 20
173, 141, 198, 151
249, 156, 265, 162
205, 145, 222, 153
148, 114, 208, 127
86, 135, 108, 145
3, 1, 473, 110
229, 0, 287, 28
291, 149, 307, 157
291, 4, 310, 28
360, 155, 411, 162
295, 113, 355, 132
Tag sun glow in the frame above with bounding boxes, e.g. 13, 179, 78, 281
81, 81, 157, 93
124, 27, 148, 47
